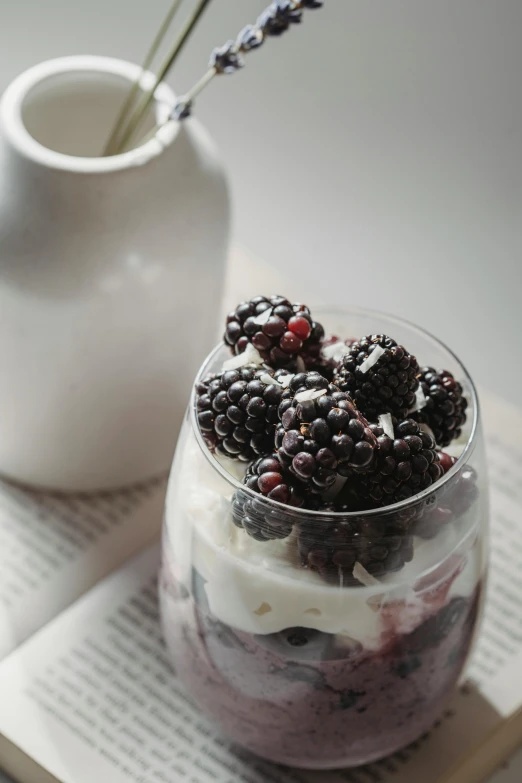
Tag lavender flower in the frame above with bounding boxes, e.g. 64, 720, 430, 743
138, 0, 325, 142
171, 98, 192, 120
258, 1, 302, 37
210, 41, 244, 74
236, 24, 265, 52
276, 0, 304, 19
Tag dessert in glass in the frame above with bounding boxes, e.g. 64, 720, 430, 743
159, 297, 488, 770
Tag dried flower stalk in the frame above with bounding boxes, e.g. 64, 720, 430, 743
136, 0, 324, 149
104, 0, 184, 156
116, 0, 213, 153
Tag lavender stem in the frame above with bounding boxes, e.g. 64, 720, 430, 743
136, 67, 217, 148
104, 0, 184, 156
133, 0, 324, 149
116, 0, 213, 153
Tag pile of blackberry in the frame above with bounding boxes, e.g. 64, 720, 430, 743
195, 295, 473, 586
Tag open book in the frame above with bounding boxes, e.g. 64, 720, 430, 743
0, 473, 167, 660
0, 390, 520, 783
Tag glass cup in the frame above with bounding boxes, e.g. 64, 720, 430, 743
159, 308, 488, 770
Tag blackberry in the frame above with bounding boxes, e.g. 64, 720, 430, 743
297, 513, 414, 585
232, 454, 309, 541
413, 368, 468, 447
276, 372, 378, 493
408, 451, 456, 539
438, 452, 457, 475
244, 453, 308, 507
450, 465, 479, 516
353, 418, 443, 507
224, 295, 324, 370
412, 505, 453, 540
333, 335, 420, 419
196, 366, 283, 461
232, 493, 296, 542
233, 452, 327, 541
414, 462, 478, 539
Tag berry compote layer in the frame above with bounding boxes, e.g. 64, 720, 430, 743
160, 428, 486, 769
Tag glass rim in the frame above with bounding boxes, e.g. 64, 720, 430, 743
190, 305, 480, 519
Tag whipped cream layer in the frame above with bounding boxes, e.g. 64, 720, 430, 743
165, 430, 484, 648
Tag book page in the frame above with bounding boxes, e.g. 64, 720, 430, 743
490, 746, 522, 783
0, 476, 166, 660
0, 550, 508, 783
0, 390, 521, 783
469, 391, 522, 718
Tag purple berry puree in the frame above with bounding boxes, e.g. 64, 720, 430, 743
160, 564, 482, 769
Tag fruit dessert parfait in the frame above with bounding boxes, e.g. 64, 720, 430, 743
159, 299, 488, 770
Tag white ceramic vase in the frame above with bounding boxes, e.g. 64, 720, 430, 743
0, 56, 230, 491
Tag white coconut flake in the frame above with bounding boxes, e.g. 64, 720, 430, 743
278, 373, 294, 388
321, 341, 342, 359
222, 343, 264, 370
366, 594, 385, 612
295, 356, 306, 373
323, 474, 347, 501
378, 413, 395, 440
358, 344, 385, 374
418, 421, 436, 440
253, 602, 272, 616
353, 561, 381, 587
252, 307, 273, 326
259, 372, 281, 386
294, 388, 327, 403
321, 340, 348, 362
409, 384, 427, 413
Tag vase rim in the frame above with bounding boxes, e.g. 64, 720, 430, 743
0, 55, 180, 173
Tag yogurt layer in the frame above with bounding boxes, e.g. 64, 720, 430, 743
165, 431, 484, 648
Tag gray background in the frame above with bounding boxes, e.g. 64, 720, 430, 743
1, 0, 521, 405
